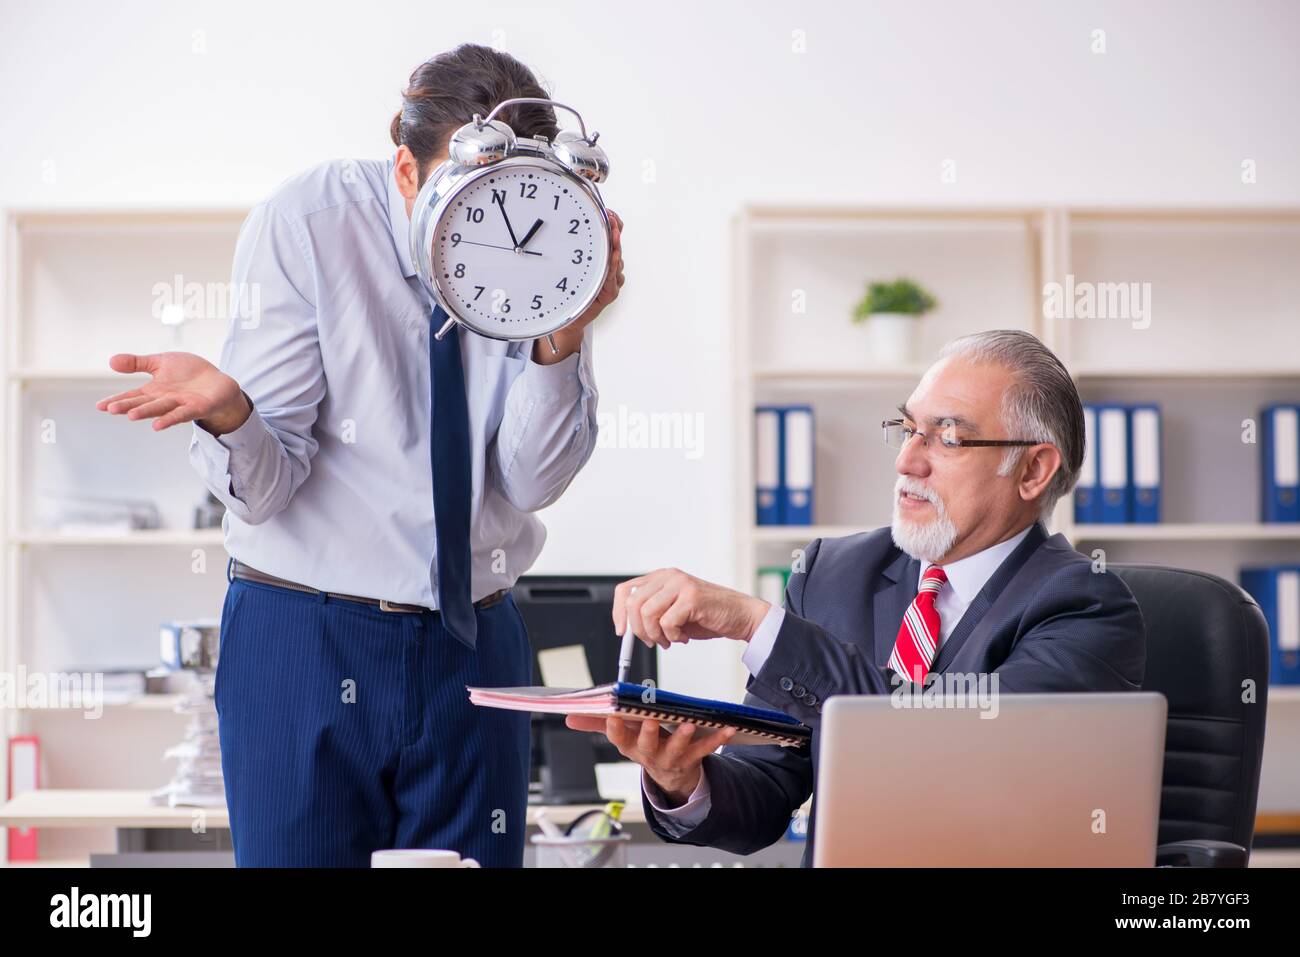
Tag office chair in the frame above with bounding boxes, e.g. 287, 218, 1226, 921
1110, 564, 1271, 867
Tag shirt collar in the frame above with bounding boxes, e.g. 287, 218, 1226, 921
386, 155, 417, 279
921, 523, 1034, 605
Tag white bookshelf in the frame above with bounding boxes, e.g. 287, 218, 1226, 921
732, 204, 1300, 819
1, 207, 247, 860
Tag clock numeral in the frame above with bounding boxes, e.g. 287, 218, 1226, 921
555, 277, 568, 292
491, 188, 506, 205
450, 232, 462, 247
571, 249, 584, 264
454, 263, 466, 278
568, 219, 580, 234
552, 195, 560, 210
519, 182, 538, 199
465, 207, 485, 223
491, 288, 511, 314
473, 285, 485, 300
531, 295, 543, 310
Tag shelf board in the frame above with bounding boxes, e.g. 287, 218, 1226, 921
11, 529, 225, 547
0, 857, 90, 868
1070, 523, 1300, 541
754, 365, 930, 384
8, 207, 248, 227
14, 693, 188, 714
752, 523, 1300, 544
754, 366, 1300, 385
0, 789, 645, 830
115, 693, 187, 711
752, 524, 869, 543
741, 204, 1041, 223
9, 368, 149, 384
746, 217, 1033, 236
1072, 366, 1300, 381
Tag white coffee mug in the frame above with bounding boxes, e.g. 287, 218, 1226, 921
371, 849, 481, 868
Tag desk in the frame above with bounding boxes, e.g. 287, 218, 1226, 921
4, 792, 1297, 867
0, 790, 803, 867
0, 789, 648, 830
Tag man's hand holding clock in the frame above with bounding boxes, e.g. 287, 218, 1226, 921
533, 208, 623, 365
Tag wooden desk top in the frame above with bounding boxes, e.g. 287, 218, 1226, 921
0, 790, 645, 829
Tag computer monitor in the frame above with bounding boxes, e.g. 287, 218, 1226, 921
511, 575, 657, 805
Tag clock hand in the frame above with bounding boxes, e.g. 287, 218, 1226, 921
517, 218, 544, 250
456, 238, 541, 256
492, 192, 521, 249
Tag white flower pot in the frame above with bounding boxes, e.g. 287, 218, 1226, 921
864, 313, 918, 366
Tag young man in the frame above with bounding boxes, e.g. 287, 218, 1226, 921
97, 44, 625, 867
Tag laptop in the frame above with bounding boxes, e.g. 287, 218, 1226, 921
813, 692, 1167, 867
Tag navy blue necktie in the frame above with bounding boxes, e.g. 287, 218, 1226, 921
428, 304, 477, 650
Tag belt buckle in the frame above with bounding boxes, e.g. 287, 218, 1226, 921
379, 599, 414, 613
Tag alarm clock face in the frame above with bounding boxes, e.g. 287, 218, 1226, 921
429, 160, 610, 339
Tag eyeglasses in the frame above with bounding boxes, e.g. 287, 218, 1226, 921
882, 419, 1045, 454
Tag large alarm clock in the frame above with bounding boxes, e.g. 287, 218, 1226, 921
409, 97, 612, 351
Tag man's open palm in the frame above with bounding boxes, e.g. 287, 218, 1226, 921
96, 352, 248, 433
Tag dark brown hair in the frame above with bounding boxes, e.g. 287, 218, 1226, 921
391, 44, 558, 186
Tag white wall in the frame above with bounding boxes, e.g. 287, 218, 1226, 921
2, 0, 1298, 693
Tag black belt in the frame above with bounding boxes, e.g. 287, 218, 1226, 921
229, 559, 507, 613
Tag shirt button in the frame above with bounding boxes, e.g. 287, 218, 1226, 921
804, 694, 818, 707
779, 677, 794, 691
792, 684, 806, 698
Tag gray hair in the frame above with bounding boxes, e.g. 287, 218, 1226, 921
936, 329, 1085, 518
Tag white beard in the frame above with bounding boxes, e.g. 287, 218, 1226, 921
890, 476, 959, 563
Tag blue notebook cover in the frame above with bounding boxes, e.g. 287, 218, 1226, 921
612, 681, 805, 727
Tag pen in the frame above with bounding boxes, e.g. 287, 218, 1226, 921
616, 619, 635, 685
616, 586, 637, 685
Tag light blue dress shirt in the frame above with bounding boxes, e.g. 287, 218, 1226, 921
646, 524, 1034, 834
189, 157, 599, 607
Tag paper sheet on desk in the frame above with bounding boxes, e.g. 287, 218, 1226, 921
537, 644, 594, 689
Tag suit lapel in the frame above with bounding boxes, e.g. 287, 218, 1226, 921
873, 550, 920, 668
931, 520, 1049, 673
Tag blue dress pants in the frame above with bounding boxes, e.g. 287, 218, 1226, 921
214, 575, 532, 867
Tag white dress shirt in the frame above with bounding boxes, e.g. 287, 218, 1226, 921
644, 524, 1034, 833
189, 156, 599, 606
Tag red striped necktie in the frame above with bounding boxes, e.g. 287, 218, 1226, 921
888, 565, 948, 684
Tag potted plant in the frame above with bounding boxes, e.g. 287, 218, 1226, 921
851, 278, 937, 365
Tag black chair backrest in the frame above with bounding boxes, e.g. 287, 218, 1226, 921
1110, 564, 1270, 854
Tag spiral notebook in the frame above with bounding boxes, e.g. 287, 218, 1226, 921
467, 682, 812, 748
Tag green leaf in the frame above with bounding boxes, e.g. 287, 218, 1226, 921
851, 278, 937, 322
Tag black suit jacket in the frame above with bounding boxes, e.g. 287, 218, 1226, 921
643, 521, 1146, 865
